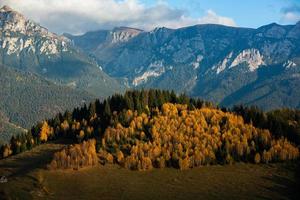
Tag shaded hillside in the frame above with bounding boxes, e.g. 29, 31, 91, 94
205, 64, 300, 110
0, 111, 26, 145
0, 64, 94, 129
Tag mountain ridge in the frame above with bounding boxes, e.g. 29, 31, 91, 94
65, 21, 300, 110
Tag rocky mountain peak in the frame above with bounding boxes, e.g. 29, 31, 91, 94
113, 26, 143, 33
0, 5, 14, 12
0, 5, 72, 58
256, 23, 287, 39
151, 27, 171, 34
110, 27, 142, 43
0, 5, 47, 36
0, 5, 26, 23
0, 5, 69, 41
0, 5, 26, 30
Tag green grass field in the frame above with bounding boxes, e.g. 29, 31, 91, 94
0, 142, 299, 200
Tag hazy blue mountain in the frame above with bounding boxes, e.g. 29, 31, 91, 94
67, 22, 300, 110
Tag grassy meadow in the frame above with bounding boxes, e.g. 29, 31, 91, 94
0, 142, 299, 200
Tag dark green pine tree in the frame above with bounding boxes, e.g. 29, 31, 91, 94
170, 90, 177, 104
148, 89, 158, 108
178, 93, 190, 105
52, 114, 61, 129
103, 100, 112, 127
64, 110, 73, 123
10, 136, 20, 155
19, 134, 27, 153
26, 132, 34, 150
125, 91, 134, 111
89, 102, 97, 118
133, 90, 142, 114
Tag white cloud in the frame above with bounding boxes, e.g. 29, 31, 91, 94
0, 0, 236, 34
280, 4, 300, 24
198, 10, 236, 27
282, 12, 300, 22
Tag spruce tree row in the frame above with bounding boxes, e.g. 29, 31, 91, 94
232, 105, 300, 145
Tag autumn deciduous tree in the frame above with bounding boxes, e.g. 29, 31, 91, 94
48, 139, 98, 170
98, 103, 299, 170
1, 144, 12, 158
254, 153, 261, 164
39, 121, 53, 142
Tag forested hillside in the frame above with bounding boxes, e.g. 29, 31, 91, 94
0, 111, 27, 145
0, 64, 94, 129
1, 90, 299, 171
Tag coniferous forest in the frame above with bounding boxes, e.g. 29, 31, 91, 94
1, 90, 299, 171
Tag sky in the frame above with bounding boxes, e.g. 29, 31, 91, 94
1, 0, 300, 35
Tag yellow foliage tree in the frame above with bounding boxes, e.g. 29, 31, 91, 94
254, 153, 261, 164
39, 121, 53, 142
98, 103, 299, 170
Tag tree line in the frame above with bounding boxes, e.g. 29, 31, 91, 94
1, 89, 299, 169
0, 89, 211, 159
232, 105, 300, 145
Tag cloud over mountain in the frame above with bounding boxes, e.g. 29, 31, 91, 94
1, 0, 236, 34
281, 4, 300, 23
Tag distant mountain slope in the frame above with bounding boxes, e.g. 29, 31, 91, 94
64, 27, 143, 53
0, 5, 123, 97
0, 111, 26, 145
197, 64, 300, 110
67, 22, 300, 110
0, 64, 94, 129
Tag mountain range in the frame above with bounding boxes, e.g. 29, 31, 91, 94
0, 5, 300, 142
66, 22, 300, 110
